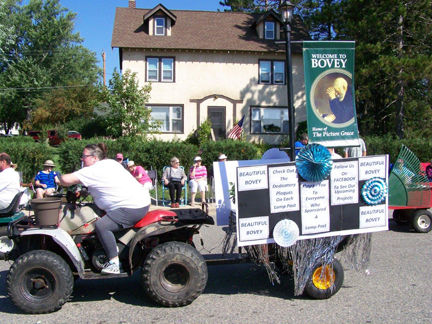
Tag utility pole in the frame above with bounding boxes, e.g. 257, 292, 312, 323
102, 51, 106, 86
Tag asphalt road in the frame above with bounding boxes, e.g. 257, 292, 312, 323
0, 215, 431, 324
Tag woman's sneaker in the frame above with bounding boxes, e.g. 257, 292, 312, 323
101, 261, 120, 274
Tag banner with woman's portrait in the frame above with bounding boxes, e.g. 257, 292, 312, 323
303, 41, 360, 147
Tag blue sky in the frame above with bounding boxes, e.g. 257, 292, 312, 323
59, 0, 225, 82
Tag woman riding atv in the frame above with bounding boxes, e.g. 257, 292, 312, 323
60, 143, 150, 274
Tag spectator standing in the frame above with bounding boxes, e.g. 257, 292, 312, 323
127, 161, 153, 192
344, 137, 367, 158
34, 160, 60, 198
295, 133, 309, 156
116, 153, 128, 169
0, 152, 20, 209
162, 157, 187, 208
189, 156, 207, 206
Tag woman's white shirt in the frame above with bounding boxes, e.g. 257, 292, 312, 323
74, 159, 150, 212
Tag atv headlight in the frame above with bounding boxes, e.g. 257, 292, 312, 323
0, 236, 14, 253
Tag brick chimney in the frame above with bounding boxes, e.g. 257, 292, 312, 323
129, 0, 136, 8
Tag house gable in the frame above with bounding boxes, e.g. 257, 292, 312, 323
143, 3, 176, 36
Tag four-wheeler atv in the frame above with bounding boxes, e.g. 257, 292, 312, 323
0, 189, 214, 314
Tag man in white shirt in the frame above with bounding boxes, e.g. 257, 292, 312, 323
0, 152, 20, 210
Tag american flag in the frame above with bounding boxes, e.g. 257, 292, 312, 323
227, 115, 244, 140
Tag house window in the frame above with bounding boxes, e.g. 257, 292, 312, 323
259, 60, 285, 84
146, 57, 174, 82
251, 107, 288, 134
149, 105, 183, 133
264, 21, 275, 40
154, 17, 166, 36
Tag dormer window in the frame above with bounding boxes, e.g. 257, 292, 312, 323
264, 21, 275, 39
155, 17, 166, 36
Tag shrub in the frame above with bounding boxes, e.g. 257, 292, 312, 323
0, 137, 56, 182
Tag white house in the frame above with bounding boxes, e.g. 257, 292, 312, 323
112, 1, 309, 144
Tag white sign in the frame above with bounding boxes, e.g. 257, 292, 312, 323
237, 165, 268, 191
359, 205, 387, 228
359, 156, 386, 180
239, 216, 269, 241
331, 160, 358, 205
301, 181, 330, 234
269, 165, 299, 213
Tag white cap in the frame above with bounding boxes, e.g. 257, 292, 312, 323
218, 154, 227, 160
194, 156, 202, 162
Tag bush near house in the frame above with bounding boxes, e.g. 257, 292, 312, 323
364, 135, 432, 163
57, 137, 259, 180
6, 134, 430, 186
0, 137, 56, 183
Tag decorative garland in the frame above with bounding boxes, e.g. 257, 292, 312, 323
361, 177, 387, 205
296, 144, 333, 182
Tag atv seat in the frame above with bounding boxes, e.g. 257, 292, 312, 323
0, 191, 24, 218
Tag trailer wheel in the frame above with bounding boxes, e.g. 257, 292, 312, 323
7, 250, 74, 314
304, 259, 344, 299
141, 241, 208, 307
412, 210, 432, 233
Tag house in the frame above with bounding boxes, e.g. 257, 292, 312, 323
111, 1, 309, 144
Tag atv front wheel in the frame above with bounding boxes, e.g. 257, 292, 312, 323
304, 258, 344, 299
412, 210, 432, 233
7, 250, 74, 314
141, 241, 208, 307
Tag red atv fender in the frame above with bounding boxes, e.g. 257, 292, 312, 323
128, 208, 213, 272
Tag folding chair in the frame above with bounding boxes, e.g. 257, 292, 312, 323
147, 169, 158, 206
161, 166, 188, 207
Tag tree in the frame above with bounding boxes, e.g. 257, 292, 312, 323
335, 0, 432, 138
30, 84, 100, 128
219, 0, 283, 12
0, 0, 99, 133
101, 70, 155, 138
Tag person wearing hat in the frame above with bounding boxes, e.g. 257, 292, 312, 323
189, 156, 208, 206
34, 159, 60, 199
0, 152, 20, 209
218, 153, 227, 162
127, 161, 153, 192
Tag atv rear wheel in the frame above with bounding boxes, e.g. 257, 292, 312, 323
141, 241, 207, 307
412, 210, 432, 233
304, 258, 344, 299
7, 250, 74, 314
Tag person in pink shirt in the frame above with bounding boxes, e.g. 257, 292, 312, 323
188, 156, 207, 206
127, 161, 153, 192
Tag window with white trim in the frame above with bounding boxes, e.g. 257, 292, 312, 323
149, 105, 183, 133
259, 60, 285, 84
251, 107, 288, 134
146, 57, 174, 82
155, 17, 166, 36
264, 21, 275, 39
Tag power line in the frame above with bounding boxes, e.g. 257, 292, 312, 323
0, 84, 93, 92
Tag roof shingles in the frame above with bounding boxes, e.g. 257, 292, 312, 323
112, 7, 308, 53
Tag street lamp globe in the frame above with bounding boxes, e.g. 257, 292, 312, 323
280, 0, 294, 24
